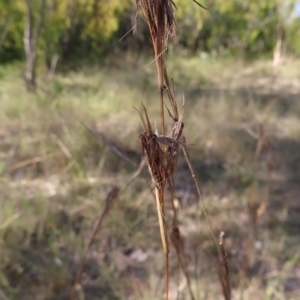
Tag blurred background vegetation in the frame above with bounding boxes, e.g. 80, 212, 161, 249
1, 0, 300, 300
1, 0, 300, 64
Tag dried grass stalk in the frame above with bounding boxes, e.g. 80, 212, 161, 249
217, 232, 231, 300
136, 104, 185, 299
137, 0, 177, 136
171, 227, 195, 300
135, 1, 225, 300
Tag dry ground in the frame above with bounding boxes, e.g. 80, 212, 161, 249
0, 56, 300, 300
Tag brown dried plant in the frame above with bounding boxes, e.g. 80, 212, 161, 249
217, 232, 231, 300
135, 102, 185, 299
135, 1, 229, 300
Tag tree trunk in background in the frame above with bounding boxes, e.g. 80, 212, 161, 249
272, 24, 283, 77
23, 0, 46, 92
46, 55, 59, 82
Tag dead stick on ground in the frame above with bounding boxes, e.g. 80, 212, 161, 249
82, 122, 138, 167
8, 151, 62, 171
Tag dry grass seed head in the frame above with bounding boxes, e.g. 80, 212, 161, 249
137, 104, 185, 189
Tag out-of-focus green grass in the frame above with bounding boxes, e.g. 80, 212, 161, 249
1, 56, 300, 299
